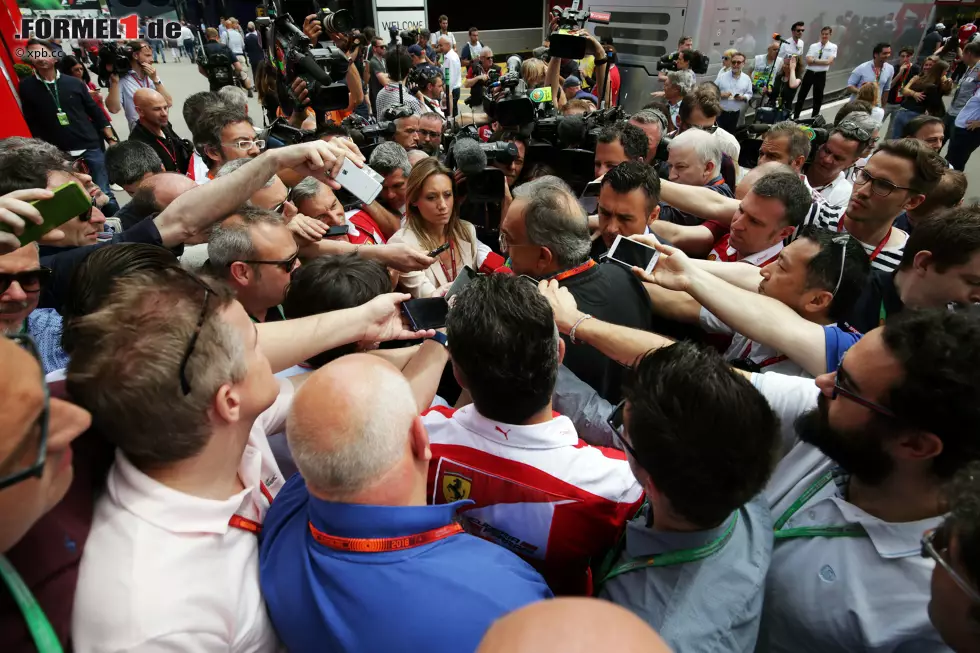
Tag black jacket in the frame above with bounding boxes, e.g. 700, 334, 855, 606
20, 73, 108, 151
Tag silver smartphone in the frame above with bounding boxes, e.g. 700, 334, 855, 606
337, 158, 383, 205
606, 234, 660, 275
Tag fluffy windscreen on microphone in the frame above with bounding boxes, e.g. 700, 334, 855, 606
453, 138, 488, 177
557, 115, 587, 148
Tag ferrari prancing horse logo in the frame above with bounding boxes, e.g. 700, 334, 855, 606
442, 473, 472, 502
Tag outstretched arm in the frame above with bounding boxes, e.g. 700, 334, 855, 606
659, 179, 740, 225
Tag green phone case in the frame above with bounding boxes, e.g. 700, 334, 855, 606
0, 182, 93, 247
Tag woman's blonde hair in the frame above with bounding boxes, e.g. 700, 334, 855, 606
856, 81, 879, 106
404, 157, 475, 261
521, 58, 547, 88
914, 55, 952, 94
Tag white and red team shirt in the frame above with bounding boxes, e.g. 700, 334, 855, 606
707, 233, 783, 266
186, 151, 212, 185
423, 405, 644, 596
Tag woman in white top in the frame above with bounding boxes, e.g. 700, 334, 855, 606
388, 158, 489, 297
856, 82, 885, 122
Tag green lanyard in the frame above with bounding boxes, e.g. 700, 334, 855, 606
773, 470, 867, 541
42, 77, 62, 112
595, 511, 739, 591
0, 556, 63, 653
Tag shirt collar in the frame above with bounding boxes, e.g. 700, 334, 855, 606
308, 497, 473, 540
625, 504, 737, 558
34, 69, 61, 83
827, 496, 941, 559
452, 404, 579, 449
107, 445, 268, 535
732, 239, 783, 266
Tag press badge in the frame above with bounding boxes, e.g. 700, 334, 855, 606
57, 112, 70, 126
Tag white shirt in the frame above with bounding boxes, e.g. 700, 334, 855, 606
700, 309, 809, 377
226, 28, 245, 55
752, 54, 783, 88
804, 41, 838, 73
186, 151, 212, 185
442, 49, 462, 90
180, 26, 193, 41
717, 70, 754, 112
72, 380, 295, 653
714, 125, 742, 162
752, 372, 948, 653
120, 71, 164, 131
777, 38, 804, 81
810, 171, 853, 208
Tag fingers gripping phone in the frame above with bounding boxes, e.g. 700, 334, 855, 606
0, 182, 92, 247
606, 235, 660, 274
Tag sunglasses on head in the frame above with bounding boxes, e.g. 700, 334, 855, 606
0, 268, 52, 295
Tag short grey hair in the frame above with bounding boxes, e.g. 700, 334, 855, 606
291, 176, 325, 204
369, 141, 411, 177
287, 369, 416, 497
513, 176, 591, 267
631, 108, 667, 128
217, 85, 248, 112
666, 69, 696, 95
669, 128, 722, 172
216, 158, 276, 188
439, 35, 452, 45
208, 207, 285, 275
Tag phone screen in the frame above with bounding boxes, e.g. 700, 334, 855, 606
402, 298, 449, 330
608, 236, 659, 271
446, 266, 477, 302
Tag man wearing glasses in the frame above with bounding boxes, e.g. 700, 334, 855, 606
193, 105, 263, 184
716, 52, 753, 133
0, 243, 67, 374
366, 38, 389, 113
777, 21, 806, 64
417, 113, 445, 156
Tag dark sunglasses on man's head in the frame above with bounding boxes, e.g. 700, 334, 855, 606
273, 187, 296, 214
0, 268, 52, 295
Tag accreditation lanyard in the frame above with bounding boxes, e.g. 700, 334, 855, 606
155, 133, 177, 167
837, 218, 889, 263
548, 258, 597, 282
308, 521, 464, 552
436, 240, 457, 282
227, 482, 275, 535
773, 470, 867, 541
595, 512, 739, 591
39, 75, 69, 127
0, 555, 63, 653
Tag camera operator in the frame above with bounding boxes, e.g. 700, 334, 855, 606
383, 106, 421, 150
116, 40, 173, 133
417, 30, 437, 65
417, 112, 444, 155
296, 17, 366, 124
197, 28, 252, 95
657, 35, 694, 79
545, 30, 609, 112
416, 65, 446, 119
463, 49, 498, 111
375, 46, 425, 119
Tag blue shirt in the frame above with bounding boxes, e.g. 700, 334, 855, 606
599, 496, 773, 652
27, 309, 69, 374
259, 475, 552, 653
955, 91, 980, 129
846, 60, 894, 99
824, 325, 862, 373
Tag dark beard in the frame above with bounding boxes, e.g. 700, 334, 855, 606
794, 395, 895, 485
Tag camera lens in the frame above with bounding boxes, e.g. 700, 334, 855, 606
321, 9, 353, 35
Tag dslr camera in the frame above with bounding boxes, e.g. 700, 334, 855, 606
96, 41, 133, 88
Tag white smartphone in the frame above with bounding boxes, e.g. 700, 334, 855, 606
606, 234, 660, 275
337, 158, 383, 205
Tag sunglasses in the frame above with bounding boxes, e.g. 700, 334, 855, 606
0, 268, 52, 295
177, 275, 216, 396
831, 356, 897, 418
606, 400, 639, 460
236, 251, 300, 274
922, 525, 980, 603
0, 334, 50, 492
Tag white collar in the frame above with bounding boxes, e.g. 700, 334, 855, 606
729, 239, 784, 266
34, 69, 60, 83
452, 404, 579, 450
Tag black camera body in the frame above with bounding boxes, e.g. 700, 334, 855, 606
96, 41, 132, 88
389, 25, 419, 48
657, 50, 709, 75
548, 1, 609, 60
199, 44, 238, 90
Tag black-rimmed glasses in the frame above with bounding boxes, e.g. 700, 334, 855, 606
235, 252, 300, 274
0, 335, 50, 491
831, 356, 897, 418
606, 400, 639, 459
853, 168, 917, 198
922, 525, 980, 603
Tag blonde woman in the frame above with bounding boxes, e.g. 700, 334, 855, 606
856, 82, 885, 122
890, 55, 952, 139
388, 158, 489, 297
716, 48, 739, 80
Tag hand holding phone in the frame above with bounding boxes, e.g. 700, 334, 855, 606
606, 234, 660, 275
0, 183, 90, 249
401, 298, 449, 330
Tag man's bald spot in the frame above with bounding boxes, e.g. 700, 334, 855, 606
477, 598, 673, 653
736, 162, 796, 200
133, 88, 167, 111
141, 172, 197, 207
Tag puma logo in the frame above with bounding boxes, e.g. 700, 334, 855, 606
495, 426, 511, 439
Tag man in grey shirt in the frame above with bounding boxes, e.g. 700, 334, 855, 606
593, 342, 778, 653
945, 42, 980, 146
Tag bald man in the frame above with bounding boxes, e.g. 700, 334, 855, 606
128, 88, 191, 174
478, 598, 673, 653
259, 354, 552, 653
118, 172, 199, 231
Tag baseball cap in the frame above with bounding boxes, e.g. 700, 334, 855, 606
936, 22, 946, 30
408, 44, 423, 56
563, 75, 582, 88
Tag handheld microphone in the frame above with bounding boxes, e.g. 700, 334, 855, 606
772, 33, 793, 45
478, 251, 510, 274
453, 138, 488, 177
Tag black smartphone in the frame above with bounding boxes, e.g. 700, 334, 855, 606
427, 242, 451, 257
324, 224, 350, 237
446, 266, 478, 303
401, 298, 449, 330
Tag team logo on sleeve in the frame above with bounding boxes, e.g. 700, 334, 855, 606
442, 473, 472, 502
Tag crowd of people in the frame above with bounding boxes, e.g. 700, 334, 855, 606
3, 9, 980, 653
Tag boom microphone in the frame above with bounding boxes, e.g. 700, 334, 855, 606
453, 138, 488, 177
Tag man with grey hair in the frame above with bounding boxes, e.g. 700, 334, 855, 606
629, 109, 667, 163
660, 128, 728, 227
104, 140, 165, 195
500, 175, 657, 401
659, 69, 696, 129
757, 120, 813, 173
208, 206, 299, 323
365, 142, 412, 238
218, 85, 249, 114
258, 354, 551, 652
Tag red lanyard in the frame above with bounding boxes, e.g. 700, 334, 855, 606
872, 64, 882, 83
736, 339, 788, 368
227, 482, 274, 535
838, 217, 889, 262
437, 240, 457, 282
308, 521, 463, 552
155, 135, 177, 167
549, 258, 597, 282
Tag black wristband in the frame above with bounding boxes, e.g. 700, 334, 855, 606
594, 57, 608, 66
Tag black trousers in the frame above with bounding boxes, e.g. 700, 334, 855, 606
947, 126, 980, 171
794, 70, 827, 120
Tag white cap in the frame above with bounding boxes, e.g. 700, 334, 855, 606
936, 22, 946, 30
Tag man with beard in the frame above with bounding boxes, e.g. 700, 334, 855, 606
592, 161, 663, 261
535, 282, 980, 653
417, 112, 444, 156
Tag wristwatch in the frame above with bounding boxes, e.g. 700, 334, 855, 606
428, 332, 449, 347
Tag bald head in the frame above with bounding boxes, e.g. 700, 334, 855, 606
133, 89, 170, 131
736, 161, 795, 200
141, 172, 197, 208
407, 149, 430, 166
478, 598, 673, 653
287, 354, 423, 500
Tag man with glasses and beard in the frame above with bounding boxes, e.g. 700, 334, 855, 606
417, 113, 444, 156
192, 105, 263, 183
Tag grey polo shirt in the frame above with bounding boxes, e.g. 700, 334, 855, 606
598, 496, 773, 652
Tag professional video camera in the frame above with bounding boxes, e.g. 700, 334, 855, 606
389, 25, 419, 48
549, 0, 610, 60
256, 0, 352, 120
656, 49, 709, 75
95, 41, 132, 88
484, 71, 558, 127
196, 32, 238, 91
342, 112, 396, 148
530, 105, 625, 150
